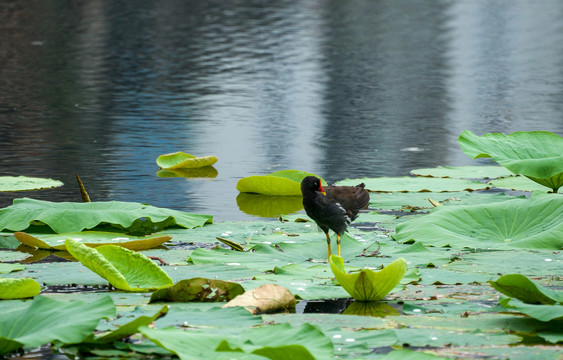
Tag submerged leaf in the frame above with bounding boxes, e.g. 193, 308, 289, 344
0, 176, 63, 192
458, 130, 563, 192
393, 195, 563, 249
150, 278, 245, 303
489, 274, 562, 304
0, 198, 212, 235
329, 256, 407, 301
14, 231, 171, 251
0, 278, 41, 299
236, 170, 325, 195
156, 151, 218, 169
223, 284, 296, 314
65, 239, 173, 292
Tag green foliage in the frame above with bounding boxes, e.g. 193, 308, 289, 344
329, 255, 407, 301
0, 295, 115, 355
336, 176, 486, 192
458, 130, 563, 192
0, 176, 63, 192
65, 239, 174, 292
489, 274, 563, 305
156, 151, 218, 169
0, 278, 41, 299
393, 194, 563, 249
236, 170, 325, 195
0, 198, 212, 235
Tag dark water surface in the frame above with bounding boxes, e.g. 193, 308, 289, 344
1, 1, 562, 221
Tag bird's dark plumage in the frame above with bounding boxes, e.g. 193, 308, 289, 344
301, 176, 370, 258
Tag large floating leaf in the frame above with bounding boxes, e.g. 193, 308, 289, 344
329, 255, 407, 301
458, 130, 563, 192
141, 322, 332, 360
410, 165, 513, 179
0, 295, 115, 355
489, 274, 562, 305
0, 198, 212, 235
335, 176, 486, 192
150, 278, 245, 303
236, 170, 325, 195
65, 239, 173, 292
156, 151, 218, 169
0, 278, 41, 299
499, 297, 563, 322
393, 195, 563, 249
14, 231, 171, 251
236, 193, 304, 217
0, 176, 63, 192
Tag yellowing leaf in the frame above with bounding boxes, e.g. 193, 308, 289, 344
223, 284, 296, 314
0, 278, 41, 299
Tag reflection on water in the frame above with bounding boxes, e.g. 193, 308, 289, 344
1, 1, 562, 221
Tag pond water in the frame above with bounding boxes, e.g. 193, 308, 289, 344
1, 0, 562, 221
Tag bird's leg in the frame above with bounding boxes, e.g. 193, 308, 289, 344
325, 232, 332, 259
337, 234, 341, 257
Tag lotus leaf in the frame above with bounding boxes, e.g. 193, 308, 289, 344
0, 176, 63, 192
499, 297, 563, 322
150, 278, 245, 303
489, 175, 551, 192
393, 195, 563, 249
342, 301, 399, 317
236, 193, 304, 217
0, 263, 25, 273
0, 198, 213, 235
95, 305, 169, 344
329, 256, 407, 301
156, 151, 218, 169
14, 231, 171, 251
223, 283, 296, 314
489, 274, 562, 304
236, 170, 325, 195
410, 165, 513, 179
0, 278, 41, 299
156, 166, 218, 178
458, 130, 563, 192
0, 295, 115, 355
335, 176, 486, 192
65, 239, 174, 292
141, 322, 332, 360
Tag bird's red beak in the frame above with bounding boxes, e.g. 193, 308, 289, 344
318, 184, 326, 196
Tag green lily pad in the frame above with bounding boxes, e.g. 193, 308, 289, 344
0, 263, 25, 274
335, 176, 487, 192
329, 255, 407, 301
150, 278, 245, 303
499, 297, 563, 322
458, 130, 563, 192
65, 238, 174, 292
489, 274, 563, 304
0, 176, 63, 192
0, 198, 213, 235
14, 231, 171, 251
156, 166, 218, 178
95, 305, 169, 344
410, 165, 513, 179
489, 176, 553, 192
236, 170, 325, 195
0, 295, 115, 355
156, 152, 218, 169
236, 193, 304, 217
141, 322, 333, 360
0, 278, 41, 299
393, 195, 563, 249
